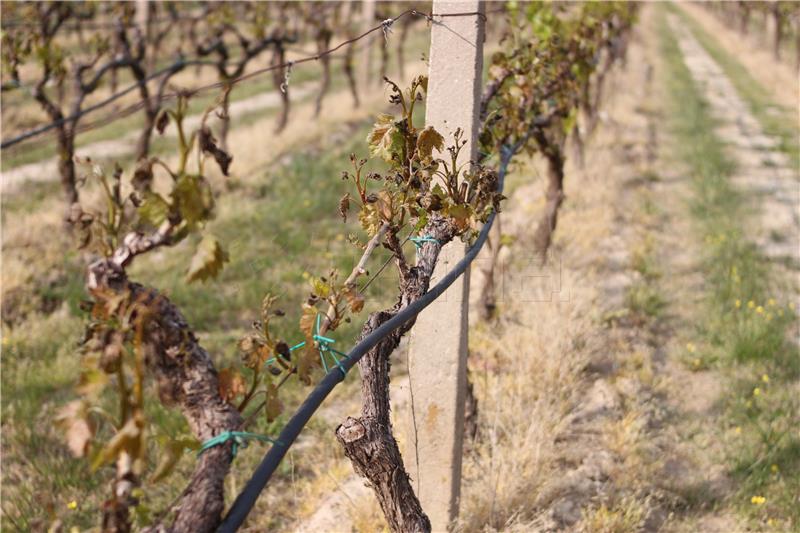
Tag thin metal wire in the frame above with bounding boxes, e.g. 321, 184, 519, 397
1, 8, 495, 151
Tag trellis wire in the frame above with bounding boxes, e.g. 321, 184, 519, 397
1, 8, 490, 150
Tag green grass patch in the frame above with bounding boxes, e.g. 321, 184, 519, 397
0, 108, 415, 530
658, 7, 800, 529
670, 4, 800, 171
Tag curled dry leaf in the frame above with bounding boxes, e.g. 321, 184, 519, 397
199, 126, 233, 176
56, 400, 95, 458
339, 192, 350, 222
156, 109, 170, 135
218, 367, 247, 404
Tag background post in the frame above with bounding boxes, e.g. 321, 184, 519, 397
360, 0, 376, 86
406, 2, 485, 531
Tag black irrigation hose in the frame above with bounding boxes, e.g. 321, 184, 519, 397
218, 149, 512, 532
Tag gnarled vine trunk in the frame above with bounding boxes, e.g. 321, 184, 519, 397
313, 29, 332, 118
271, 44, 290, 133
336, 217, 459, 533
531, 130, 565, 264
88, 258, 243, 533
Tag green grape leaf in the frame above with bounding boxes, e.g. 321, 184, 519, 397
172, 174, 214, 230
137, 192, 170, 227
186, 235, 229, 284
311, 277, 331, 299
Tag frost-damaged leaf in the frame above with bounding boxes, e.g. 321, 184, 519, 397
416, 126, 444, 161
218, 367, 246, 404
199, 126, 233, 176
358, 203, 382, 236
137, 191, 170, 227
56, 400, 95, 458
376, 190, 394, 221
150, 436, 199, 483
339, 192, 350, 222
155, 109, 170, 135
264, 382, 283, 422
367, 113, 404, 163
131, 159, 154, 192
446, 204, 471, 232
299, 304, 317, 340
186, 235, 229, 283
91, 416, 144, 471
298, 304, 319, 384
416, 74, 428, 93
172, 174, 214, 229
343, 286, 364, 313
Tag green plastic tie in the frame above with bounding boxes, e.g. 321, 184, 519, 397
409, 235, 440, 249
198, 431, 279, 457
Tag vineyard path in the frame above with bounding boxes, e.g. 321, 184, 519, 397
0, 80, 317, 194
291, 4, 799, 531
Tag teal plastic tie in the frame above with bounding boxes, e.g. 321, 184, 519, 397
262, 314, 349, 379
313, 313, 348, 379
409, 235, 441, 249
198, 431, 279, 457
265, 340, 306, 366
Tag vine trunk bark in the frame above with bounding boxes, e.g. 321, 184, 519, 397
88, 259, 243, 533
531, 130, 565, 264
336, 217, 459, 533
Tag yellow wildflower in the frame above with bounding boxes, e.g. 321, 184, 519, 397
734, 426, 742, 435
301, 271, 310, 279
753, 387, 761, 397
761, 374, 769, 383
767, 518, 776, 527
748, 300, 755, 309
67, 500, 78, 510
751, 495, 766, 505
770, 464, 779, 473
335, 233, 345, 242
686, 342, 696, 353
756, 306, 764, 314
303, 198, 312, 207
735, 299, 741, 308
768, 298, 776, 306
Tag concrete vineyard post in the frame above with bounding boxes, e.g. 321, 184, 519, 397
407, 2, 485, 531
